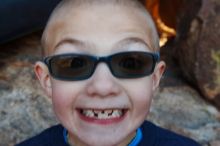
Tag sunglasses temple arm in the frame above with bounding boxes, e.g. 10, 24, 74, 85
155, 52, 160, 62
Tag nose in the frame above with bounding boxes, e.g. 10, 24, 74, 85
86, 63, 121, 97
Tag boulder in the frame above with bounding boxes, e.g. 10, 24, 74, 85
174, 0, 220, 108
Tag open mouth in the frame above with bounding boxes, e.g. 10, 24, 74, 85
78, 109, 127, 121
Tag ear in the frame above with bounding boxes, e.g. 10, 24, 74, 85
34, 61, 52, 97
152, 61, 166, 91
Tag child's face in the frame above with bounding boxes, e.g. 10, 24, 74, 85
36, 4, 165, 146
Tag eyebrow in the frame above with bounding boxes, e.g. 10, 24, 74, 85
54, 38, 88, 50
54, 37, 152, 52
116, 37, 152, 50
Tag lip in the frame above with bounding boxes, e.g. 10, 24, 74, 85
77, 108, 128, 125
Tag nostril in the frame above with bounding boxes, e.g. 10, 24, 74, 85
86, 80, 120, 97
85, 63, 121, 97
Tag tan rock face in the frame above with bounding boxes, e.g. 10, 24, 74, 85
210, 140, 220, 146
174, 0, 220, 108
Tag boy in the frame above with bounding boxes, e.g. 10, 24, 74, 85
16, 0, 201, 146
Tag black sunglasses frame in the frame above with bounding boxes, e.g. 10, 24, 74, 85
43, 51, 160, 81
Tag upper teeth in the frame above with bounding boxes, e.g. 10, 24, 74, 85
81, 109, 123, 119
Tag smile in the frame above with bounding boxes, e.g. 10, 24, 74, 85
78, 108, 127, 122
80, 109, 125, 119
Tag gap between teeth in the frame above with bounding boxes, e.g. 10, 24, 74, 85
81, 109, 123, 119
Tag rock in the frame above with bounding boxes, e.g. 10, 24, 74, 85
149, 86, 220, 145
174, 0, 220, 108
209, 140, 220, 146
0, 33, 57, 146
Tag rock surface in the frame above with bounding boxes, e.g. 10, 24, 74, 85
174, 0, 220, 108
0, 34, 56, 146
0, 33, 220, 146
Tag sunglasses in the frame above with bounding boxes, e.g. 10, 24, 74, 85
43, 51, 160, 81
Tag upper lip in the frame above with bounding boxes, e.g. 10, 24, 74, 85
75, 96, 130, 109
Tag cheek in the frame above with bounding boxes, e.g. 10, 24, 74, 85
50, 81, 80, 121
133, 85, 153, 114
127, 78, 154, 114
52, 84, 73, 106
128, 78, 154, 101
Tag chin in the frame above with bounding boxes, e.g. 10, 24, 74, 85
79, 133, 127, 146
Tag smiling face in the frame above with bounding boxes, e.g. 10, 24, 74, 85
35, 2, 165, 146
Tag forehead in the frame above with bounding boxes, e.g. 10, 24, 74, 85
44, 3, 156, 55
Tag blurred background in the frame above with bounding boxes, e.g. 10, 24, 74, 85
0, 0, 220, 146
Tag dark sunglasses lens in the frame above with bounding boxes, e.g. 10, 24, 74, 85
49, 55, 94, 80
111, 52, 155, 78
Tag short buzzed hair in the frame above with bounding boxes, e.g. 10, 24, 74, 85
41, 0, 159, 55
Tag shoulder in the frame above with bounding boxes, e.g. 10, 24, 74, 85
15, 124, 67, 146
139, 121, 201, 146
